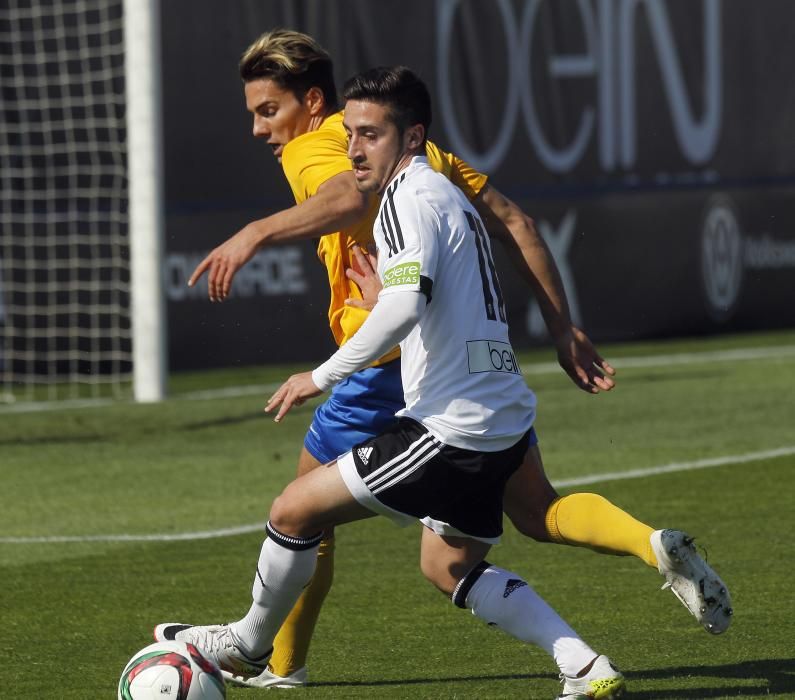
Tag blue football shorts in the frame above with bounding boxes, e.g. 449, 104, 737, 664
304, 358, 405, 464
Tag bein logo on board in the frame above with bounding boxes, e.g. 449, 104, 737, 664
437, 0, 722, 174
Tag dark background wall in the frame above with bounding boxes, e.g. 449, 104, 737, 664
160, 0, 795, 370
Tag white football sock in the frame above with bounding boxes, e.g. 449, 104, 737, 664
454, 562, 596, 677
231, 522, 322, 658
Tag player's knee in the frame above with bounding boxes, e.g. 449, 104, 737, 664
269, 487, 312, 537
267, 493, 293, 533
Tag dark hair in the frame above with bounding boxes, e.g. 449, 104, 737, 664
342, 65, 431, 143
239, 29, 338, 111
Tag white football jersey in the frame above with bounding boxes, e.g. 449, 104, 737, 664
375, 156, 536, 451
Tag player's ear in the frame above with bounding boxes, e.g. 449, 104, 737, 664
304, 86, 325, 116
405, 123, 425, 151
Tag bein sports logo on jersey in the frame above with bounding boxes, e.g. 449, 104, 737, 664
383, 261, 420, 288
466, 340, 521, 375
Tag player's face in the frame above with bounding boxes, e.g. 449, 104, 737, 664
344, 99, 410, 195
244, 78, 314, 162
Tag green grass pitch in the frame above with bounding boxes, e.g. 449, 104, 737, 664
1, 330, 794, 698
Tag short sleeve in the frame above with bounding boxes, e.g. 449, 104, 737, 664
281, 118, 351, 203
424, 140, 488, 201
378, 187, 439, 301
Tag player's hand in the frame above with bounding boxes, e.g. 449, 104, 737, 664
345, 245, 381, 310
265, 371, 322, 422
555, 326, 616, 394
188, 223, 260, 302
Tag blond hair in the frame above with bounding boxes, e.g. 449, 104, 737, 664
239, 29, 337, 110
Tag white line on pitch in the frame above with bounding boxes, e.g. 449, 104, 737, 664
2, 343, 794, 413
2, 445, 792, 544
177, 344, 795, 398
552, 445, 795, 488
521, 344, 795, 375
0, 522, 267, 544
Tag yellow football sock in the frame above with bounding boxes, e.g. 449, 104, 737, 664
545, 493, 657, 567
269, 536, 335, 677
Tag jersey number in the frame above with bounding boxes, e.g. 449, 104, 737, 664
465, 211, 507, 323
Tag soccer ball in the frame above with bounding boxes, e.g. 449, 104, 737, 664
118, 640, 226, 699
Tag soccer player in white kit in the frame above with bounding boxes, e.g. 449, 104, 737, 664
156, 66, 625, 698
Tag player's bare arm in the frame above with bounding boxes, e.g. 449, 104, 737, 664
473, 184, 616, 394
189, 170, 370, 301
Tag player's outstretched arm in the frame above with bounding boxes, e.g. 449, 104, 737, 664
473, 184, 615, 394
554, 326, 616, 394
265, 372, 322, 423
267, 291, 424, 422
190, 171, 371, 301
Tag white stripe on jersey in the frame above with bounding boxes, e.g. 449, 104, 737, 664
364, 431, 441, 492
380, 172, 407, 258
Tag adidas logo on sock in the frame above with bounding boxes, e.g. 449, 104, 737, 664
357, 446, 374, 465
503, 579, 528, 598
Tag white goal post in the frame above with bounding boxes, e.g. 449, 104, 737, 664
124, 0, 166, 402
0, 0, 166, 404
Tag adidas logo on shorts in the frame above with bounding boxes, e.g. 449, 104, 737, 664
357, 446, 374, 465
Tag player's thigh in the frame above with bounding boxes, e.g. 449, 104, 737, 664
419, 526, 491, 596
502, 444, 559, 540
270, 461, 375, 537
295, 446, 323, 478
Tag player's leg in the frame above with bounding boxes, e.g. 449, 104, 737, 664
419, 525, 492, 595
156, 459, 374, 679
267, 447, 334, 684
502, 442, 657, 562
409, 430, 622, 696
264, 359, 404, 685
503, 442, 732, 633
419, 528, 625, 698
233, 460, 374, 662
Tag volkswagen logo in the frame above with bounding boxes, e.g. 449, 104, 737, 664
701, 194, 743, 322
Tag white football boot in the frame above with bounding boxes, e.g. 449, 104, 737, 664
154, 622, 271, 678
557, 655, 625, 699
226, 665, 308, 688
650, 529, 733, 634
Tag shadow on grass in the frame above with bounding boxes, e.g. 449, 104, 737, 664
309, 671, 552, 689
0, 434, 105, 446
180, 412, 265, 430
179, 405, 314, 431
307, 658, 794, 696
625, 658, 795, 697
622, 368, 729, 384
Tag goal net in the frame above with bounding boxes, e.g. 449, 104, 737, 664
1, 0, 163, 404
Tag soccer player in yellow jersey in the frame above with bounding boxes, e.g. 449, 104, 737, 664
187, 29, 732, 688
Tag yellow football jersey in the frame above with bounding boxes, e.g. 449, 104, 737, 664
281, 111, 488, 363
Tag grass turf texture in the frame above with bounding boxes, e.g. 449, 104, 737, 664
1, 330, 794, 698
